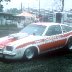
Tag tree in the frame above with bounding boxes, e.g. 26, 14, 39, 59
6, 8, 21, 15
0, 0, 10, 2
53, 0, 64, 12
0, 4, 3, 12
61, 0, 64, 11
0, 0, 11, 12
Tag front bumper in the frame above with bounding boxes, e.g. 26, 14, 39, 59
0, 49, 24, 60
0, 49, 17, 59
3, 51, 17, 59
0, 47, 25, 60
3, 51, 16, 56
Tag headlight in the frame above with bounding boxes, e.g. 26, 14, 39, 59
6, 46, 13, 51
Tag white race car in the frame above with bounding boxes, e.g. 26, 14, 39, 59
0, 22, 72, 60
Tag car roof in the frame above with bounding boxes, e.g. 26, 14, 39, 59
33, 22, 72, 27
33, 22, 61, 26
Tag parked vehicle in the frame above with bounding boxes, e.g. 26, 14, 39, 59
0, 22, 72, 60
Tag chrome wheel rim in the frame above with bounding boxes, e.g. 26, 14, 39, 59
25, 48, 34, 59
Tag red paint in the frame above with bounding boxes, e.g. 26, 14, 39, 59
0, 37, 16, 48
16, 33, 71, 53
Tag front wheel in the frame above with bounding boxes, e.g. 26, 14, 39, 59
24, 48, 38, 60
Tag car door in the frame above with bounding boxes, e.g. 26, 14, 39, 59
39, 25, 66, 52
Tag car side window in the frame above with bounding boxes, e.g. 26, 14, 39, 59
46, 25, 62, 36
61, 25, 72, 33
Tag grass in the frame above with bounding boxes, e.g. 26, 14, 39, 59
0, 24, 17, 30
0, 52, 72, 72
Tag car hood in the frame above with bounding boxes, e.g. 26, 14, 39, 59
0, 32, 29, 48
0, 32, 44, 48
6, 35, 44, 49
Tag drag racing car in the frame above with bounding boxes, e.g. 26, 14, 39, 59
0, 22, 72, 60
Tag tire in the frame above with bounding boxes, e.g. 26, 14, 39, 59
24, 47, 38, 60
67, 38, 72, 51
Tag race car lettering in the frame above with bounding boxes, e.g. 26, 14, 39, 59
35, 39, 45, 45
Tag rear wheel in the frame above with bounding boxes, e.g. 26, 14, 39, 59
67, 38, 72, 51
24, 47, 38, 60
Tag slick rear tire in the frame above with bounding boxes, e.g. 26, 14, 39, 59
67, 38, 72, 52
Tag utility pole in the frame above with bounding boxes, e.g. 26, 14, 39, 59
38, 0, 41, 21
21, 2, 23, 12
39, 0, 40, 15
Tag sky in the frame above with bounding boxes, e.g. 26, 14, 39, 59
1, 0, 72, 11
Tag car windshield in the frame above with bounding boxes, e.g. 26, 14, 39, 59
20, 24, 46, 36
